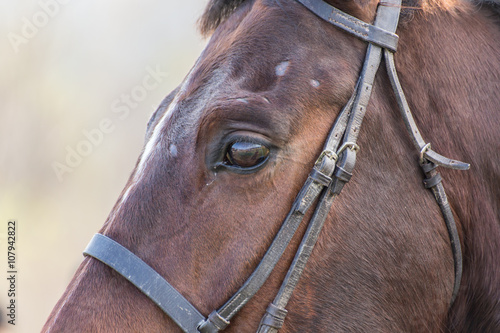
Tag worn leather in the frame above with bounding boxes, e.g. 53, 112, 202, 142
259, 303, 288, 330
295, 0, 399, 52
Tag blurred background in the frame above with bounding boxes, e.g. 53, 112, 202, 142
0, 0, 207, 331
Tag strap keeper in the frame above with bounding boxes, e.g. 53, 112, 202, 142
197, 311, 229, 333
421, 161, 438, 173
314, 149, 337, 175
310, 168, 333, 187
423, 173, 442, 189
333, 165, 352, 183
260, 303, 288, 330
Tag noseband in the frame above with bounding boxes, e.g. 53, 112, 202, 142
83, 0, 468, 331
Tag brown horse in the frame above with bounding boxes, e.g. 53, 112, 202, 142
43, 0, 499, 331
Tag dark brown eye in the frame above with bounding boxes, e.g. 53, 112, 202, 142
225, 141, 270, 168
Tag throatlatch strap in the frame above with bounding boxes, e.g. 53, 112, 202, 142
84, 234, 205, 333
421, 162, 463, 305
384, 50, 469, 170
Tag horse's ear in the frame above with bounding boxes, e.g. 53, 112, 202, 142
198, 0, 246, 37
145, 86, 180, 143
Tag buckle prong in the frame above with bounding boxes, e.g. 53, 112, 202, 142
315, 149, 338, 167
337, 142, 360, 156
419, 142, 431, 164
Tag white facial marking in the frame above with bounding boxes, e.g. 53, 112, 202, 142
311, 79, 320, 88
275, 61, 290, 77
236, 98, 249, 104
169, 144, 178, 157
137, 99, 178, 176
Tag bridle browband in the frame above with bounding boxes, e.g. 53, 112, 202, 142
83, 0, 469, 331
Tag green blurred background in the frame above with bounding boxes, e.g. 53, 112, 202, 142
0, 0, 207, 331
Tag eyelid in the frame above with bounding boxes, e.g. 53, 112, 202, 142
198, 99, 290, 150
224, 131, 273, 152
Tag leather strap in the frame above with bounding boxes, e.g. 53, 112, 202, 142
258, 188, 337, 333
341, 0, 401, 145
199, 311, 230, 332
83, 234, 205, 333
259, 303, 288, 330
384, 50, 470, 170
295, 0, 399, 52
420, 162, 463, 305
423, 172, 442, 188
384, 41, 465, 306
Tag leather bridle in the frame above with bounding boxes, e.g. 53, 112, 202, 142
83, 0, 469, 332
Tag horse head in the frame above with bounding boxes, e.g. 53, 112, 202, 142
44, 0, 500, 331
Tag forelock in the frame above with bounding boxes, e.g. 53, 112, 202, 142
198, 0, 247, 36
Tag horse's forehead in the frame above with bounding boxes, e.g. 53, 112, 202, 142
138, 0, 354, 177
164, 23, 297, 135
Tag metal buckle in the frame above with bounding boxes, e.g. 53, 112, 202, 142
314, 149, 338, 167
419, 142, 431, 164
336, 142, 360, 156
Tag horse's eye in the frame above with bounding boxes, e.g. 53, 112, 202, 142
225, 141, 270, 168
